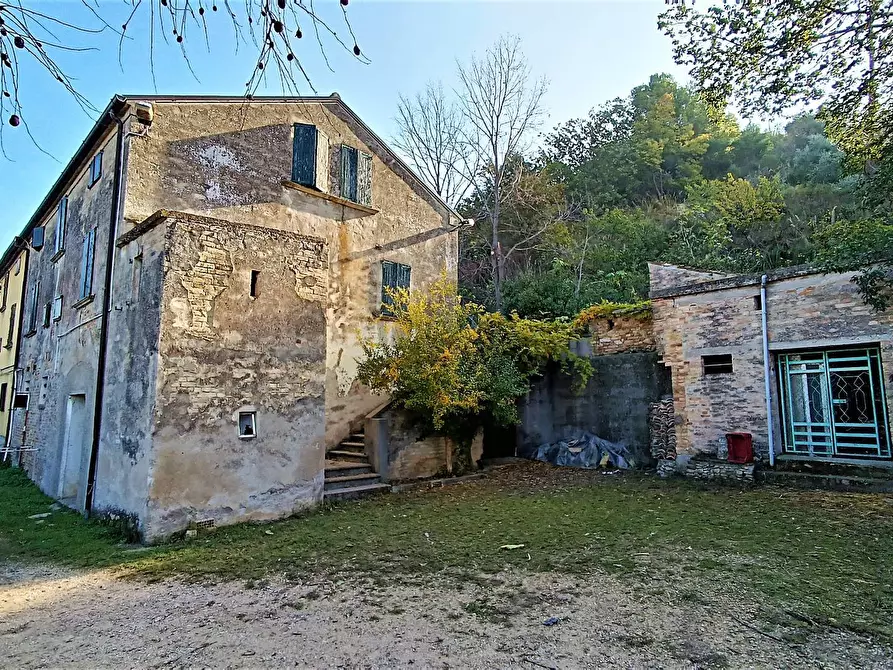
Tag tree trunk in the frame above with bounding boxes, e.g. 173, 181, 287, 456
491, 181, 503, 311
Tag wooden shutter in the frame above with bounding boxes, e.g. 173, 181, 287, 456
55, 197, 68, 254
357, 151, 372, 206
381, 261, 396, 314
81, 229, 96, 299
292, 123, 318, 187
6, 304, 15, 345
340, 145, 358, 202
27, 281, 39, 332
396, 262, 411, 290
315, 130, 330, 193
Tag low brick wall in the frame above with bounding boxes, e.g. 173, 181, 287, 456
586, 314, 656, 355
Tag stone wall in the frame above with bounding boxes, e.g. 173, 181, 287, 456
518, 352, 671, 465
366, 408, 483, 482
684, 458, 755, 483
121, 98, 458, 448
649, 263, 893, 462
143, 214, 328, 540
12, 127, 120, 509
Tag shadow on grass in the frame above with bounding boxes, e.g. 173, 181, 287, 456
2, 462, 892, 637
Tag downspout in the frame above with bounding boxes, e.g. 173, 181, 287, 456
84, 111, 127, 515
760, 275, 776, 467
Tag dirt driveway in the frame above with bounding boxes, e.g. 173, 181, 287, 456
2, 563, 891, 669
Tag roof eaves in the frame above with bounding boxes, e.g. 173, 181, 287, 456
123, 94, 461, 220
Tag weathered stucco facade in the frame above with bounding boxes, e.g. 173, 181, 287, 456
0, 246, 27, 447
9, 94, 458, 539
13, 127, 120, 508
650, 263, 893, 467
120, 96, 458, 446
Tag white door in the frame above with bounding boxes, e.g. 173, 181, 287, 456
58, 394, 87, 502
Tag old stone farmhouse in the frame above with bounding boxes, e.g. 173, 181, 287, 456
7, 94, 459, 540
649, 263, 893, 479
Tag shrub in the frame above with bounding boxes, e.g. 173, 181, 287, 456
356, 277, 592, 442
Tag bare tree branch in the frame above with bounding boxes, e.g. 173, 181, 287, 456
0, 0, 368, 155
456, 34, 547, 310
392, 82, 471, 207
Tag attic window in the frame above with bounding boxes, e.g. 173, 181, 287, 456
238, 411, 257, 439
703, 354, 733, 375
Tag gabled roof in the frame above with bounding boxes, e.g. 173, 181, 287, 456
119, 93, 462, 221
2, 93, 460, 274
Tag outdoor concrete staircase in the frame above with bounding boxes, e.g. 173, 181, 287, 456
324, 430, 390, 501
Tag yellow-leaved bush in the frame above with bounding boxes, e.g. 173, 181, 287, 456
356, 277, 593, 442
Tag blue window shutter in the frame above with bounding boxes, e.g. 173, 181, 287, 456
292, 123, 318, 187
81, 229, 96, 299
89, 151, 103, 187
340, 145, 358, 202
55, 197, 68, 254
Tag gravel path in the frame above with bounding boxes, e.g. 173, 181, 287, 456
2, 563, 891, 669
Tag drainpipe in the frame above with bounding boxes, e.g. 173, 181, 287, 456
760, 274, 776, 467
84, 111, 127, 515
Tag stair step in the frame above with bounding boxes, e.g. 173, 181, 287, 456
325, 462, 373, 477
339, 440, 365, 449
350, 433, 365, 441
327, 450, 369, 462
323, 482, 391, 502
336, 446, 365, 456
324, 473, 381, 491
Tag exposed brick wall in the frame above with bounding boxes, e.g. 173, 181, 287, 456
650, 264, 893, 462
585, 315, 656, 355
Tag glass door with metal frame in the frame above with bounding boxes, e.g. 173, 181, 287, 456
778, 347, 892, 460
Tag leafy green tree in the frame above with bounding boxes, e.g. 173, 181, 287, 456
659, 1, 893, 164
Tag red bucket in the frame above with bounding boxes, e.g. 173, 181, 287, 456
726, 432, 754, 464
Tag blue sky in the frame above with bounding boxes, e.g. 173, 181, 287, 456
0, 0, 684, 246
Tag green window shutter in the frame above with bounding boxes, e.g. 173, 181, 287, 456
396, 262, 411, 290
357, 152, 372, 206
340, 145, 358, 202
292, 123, 318, 187
381, 260, 396, 315
381, 261, 411, 316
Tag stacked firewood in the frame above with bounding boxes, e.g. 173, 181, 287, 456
649, 397, 676, 460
